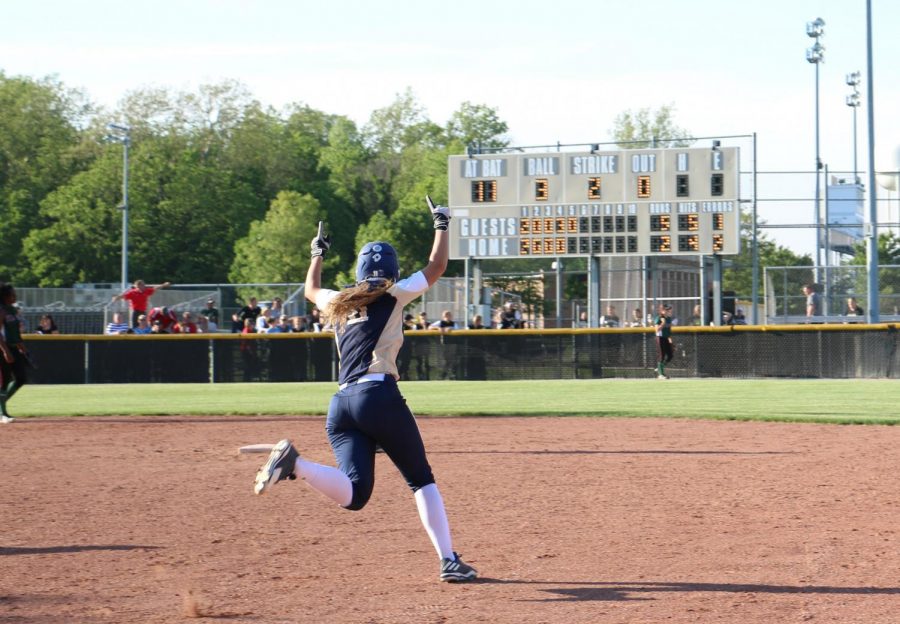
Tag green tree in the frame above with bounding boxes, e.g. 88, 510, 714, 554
845, 232, 900, 302
21, 152, 124, 286
363, 88, 443, 154
117, 80, 255, 142
723, 210, 812, 300
23, 132, 264, 286
445, 102, 509, 150
319, 116, 385, 226
135, 149, 261, 283
611, 104, 692, 148
0, 72, 94, 281
229, 191, 340, 298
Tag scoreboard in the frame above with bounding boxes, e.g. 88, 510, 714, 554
448, 146, 740, 260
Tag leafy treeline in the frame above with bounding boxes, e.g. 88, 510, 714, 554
3, 74, 832, 305
0, 74, 507, 288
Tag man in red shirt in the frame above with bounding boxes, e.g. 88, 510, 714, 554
112, 279, 171, 327
148, 306, 178, 333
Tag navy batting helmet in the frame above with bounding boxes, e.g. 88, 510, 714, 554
355, 241, 399, 283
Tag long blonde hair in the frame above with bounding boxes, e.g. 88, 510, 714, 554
322, 280, 394, 330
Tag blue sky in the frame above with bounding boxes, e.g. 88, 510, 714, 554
2, 0, 899, 255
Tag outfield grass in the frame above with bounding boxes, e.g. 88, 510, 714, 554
6, 378, 898, 425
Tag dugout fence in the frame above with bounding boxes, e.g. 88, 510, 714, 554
22, 324, 899, 383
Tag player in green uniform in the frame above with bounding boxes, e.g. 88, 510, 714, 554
654, 303, 674, 379
0, 283, 29, 422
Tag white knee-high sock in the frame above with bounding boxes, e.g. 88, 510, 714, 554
295, 458, 353, 507
414, 483, 454, 560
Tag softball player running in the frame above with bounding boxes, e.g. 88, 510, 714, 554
0, 283, 29, 423
254, 197, 477, 583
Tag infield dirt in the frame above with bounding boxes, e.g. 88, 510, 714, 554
2, 415, 900, 623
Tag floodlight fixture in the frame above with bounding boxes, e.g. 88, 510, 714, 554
806, 17, 825, 38
806, 42, 825, 64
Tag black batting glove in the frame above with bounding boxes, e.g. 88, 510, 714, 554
310, 233, 331, 258
426, 195, 451, 231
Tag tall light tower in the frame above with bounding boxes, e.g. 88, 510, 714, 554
845, 71, 861, 185
806, 17, 825, 281
106, 123, 131, 290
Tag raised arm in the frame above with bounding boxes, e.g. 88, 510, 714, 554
153, 281, 172, 290
305, 221, 330, 304
420, 195, 450, 287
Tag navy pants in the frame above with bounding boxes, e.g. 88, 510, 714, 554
326, 378, 435, 510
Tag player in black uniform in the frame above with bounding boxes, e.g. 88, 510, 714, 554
253, 197, 477, 583
0, 283, 29, 423
654, 303, 674, 379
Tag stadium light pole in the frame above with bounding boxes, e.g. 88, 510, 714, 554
806, 17, 825, 283
864, 0, 879, 323
846, 71, 862, 185
106, 123, 131, 290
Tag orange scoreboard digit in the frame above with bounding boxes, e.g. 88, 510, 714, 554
448, 146, 740, 260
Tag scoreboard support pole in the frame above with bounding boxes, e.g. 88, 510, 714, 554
712, 255, 723, 326
554, 258, 563, 328
640, 256, 649, 328
699, 256, 708, 326
463, 258, 470, 326
472, 259, 488, 324
589, 256, 600, 328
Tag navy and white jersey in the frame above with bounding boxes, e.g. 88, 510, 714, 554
316, 271, 429, 386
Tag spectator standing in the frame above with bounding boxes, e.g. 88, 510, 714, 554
403, 314, 418, 330
0, 283, 29, 423
111, 279, 171, 327
467, 314, 485, 330
239, 297, 262, 328
269, 297, 285, 320
415, 311, 429, 330
200, 299, 220, 325
430, 310, 459, 380
240, 318, 258, 377
803, 284, 822, 319
230, 312, 243, 333
732, 308, 748, 325
105, 312, 130, 335
291, 316, 308, 332
306, 306, 323, 332
35, 314, 60, 334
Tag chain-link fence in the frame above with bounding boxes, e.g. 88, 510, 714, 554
16, 283, 305, 334
22, 325, 900, 383
765, 265, 900, 323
